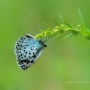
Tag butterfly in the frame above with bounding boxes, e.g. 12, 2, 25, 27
14, 34, 47, 70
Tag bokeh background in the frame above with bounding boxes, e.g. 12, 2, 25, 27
0, 0, 90, 90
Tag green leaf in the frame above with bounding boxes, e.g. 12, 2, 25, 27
52, 17, 60, 26
63, 33, 72, 40
78, 8, 85, 26
58, 14, 72, 28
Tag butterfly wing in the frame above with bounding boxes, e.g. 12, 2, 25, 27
14, 36, 44, 70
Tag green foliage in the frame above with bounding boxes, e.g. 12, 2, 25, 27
35, 10, 90, 42
35, 24, 90, 41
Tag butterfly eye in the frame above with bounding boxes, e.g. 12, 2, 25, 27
14, 34, 47, 70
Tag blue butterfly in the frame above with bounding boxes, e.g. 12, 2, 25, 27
14, 34, 47, 70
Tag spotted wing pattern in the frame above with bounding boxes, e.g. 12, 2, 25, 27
14, 34, 47, 70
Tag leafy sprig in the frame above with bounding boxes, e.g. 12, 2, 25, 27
35, 24, 90, 41
35, 9, 90, 42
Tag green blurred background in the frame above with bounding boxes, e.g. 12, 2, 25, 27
0, 0, 90, 90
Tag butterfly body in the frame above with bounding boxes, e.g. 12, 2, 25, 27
14, 34, 47, 70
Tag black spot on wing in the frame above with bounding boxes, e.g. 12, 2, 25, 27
31, 60, 34, 63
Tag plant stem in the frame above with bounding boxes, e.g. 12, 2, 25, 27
35, 24, 90, 41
